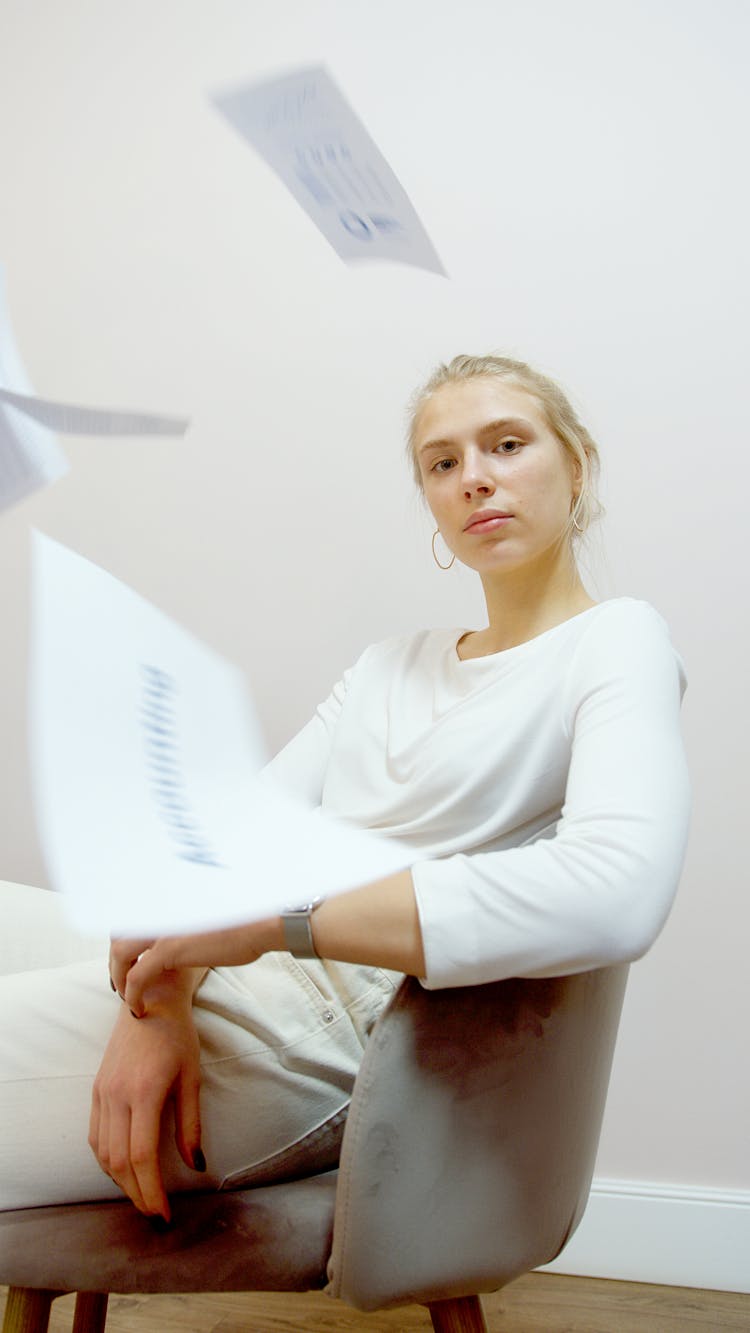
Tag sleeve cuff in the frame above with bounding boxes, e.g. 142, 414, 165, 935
412, 857, 482, 990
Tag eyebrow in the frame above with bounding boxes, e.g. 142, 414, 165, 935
417, 416, 535, 456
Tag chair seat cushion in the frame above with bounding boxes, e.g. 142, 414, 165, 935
0, 1172, 337, 1294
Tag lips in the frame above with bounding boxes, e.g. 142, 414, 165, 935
463, 509, 512, 533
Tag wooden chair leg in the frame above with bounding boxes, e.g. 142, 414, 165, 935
427, 1294, 488, 1333
1, 1288, 61, 1333
72, 1293, 108, 1333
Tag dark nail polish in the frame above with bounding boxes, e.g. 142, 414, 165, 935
192, 1148, 206, 1173
109, 977, 116, 993
148, 1214, 171, 1233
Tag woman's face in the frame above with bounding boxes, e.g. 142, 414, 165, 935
414, 378, 580, 578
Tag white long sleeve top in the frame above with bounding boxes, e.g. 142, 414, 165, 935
268, 599, 690, 989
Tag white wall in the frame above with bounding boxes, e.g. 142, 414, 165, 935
0, 0, 747, 1213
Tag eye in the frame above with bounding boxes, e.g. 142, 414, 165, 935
432, 457, 457, 473
494, 438, 523, 455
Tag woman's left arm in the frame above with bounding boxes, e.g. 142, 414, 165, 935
123, 870, 423, 1016
409, 602, 691, 988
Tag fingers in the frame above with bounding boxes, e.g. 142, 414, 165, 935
128, 1100, 171, 1221
109, 936, 156, 997
124, 925, 265, 1014
124, 940, 181, 1017
88, 1081, 104, 1181
90, 1090, 170, 1220
119, 923, 268, 1016
174, 1065, 205, 1174
89, 1028, 172, 1220
89, 1085, 149, 1216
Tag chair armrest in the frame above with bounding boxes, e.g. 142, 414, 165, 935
327, 965, 628, 1311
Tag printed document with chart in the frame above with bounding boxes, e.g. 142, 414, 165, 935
30, 533, 411, 936
212, 65, 445, 273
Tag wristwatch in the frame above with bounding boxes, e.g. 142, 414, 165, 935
281, 897, 324, 958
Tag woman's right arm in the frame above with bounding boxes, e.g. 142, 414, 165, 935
90, 668, 351, 1217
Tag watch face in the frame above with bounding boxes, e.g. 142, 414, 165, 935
287, 897, 322, 916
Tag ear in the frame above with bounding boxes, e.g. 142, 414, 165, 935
568, 445, 588, 498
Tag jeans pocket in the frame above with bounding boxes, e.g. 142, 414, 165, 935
219, 1104, 349, 1190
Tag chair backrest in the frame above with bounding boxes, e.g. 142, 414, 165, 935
328, 964, 629, 1311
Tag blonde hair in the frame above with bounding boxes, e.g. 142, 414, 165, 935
407, 354, 602, 536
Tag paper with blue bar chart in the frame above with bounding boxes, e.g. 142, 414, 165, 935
212, 65, 445, 274
30, 534, 411, 935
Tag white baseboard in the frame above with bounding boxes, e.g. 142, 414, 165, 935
539, 1178, 750, 1293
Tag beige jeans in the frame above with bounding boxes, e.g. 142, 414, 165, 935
0, 881, 397, 1210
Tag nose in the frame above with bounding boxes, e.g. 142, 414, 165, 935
460, 450, 495, 499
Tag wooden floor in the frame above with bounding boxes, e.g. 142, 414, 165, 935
2, 1275, 748, 1332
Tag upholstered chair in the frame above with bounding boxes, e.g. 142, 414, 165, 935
0, 964, 629, 1333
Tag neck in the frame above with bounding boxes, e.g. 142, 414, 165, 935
474, 550, 594, 655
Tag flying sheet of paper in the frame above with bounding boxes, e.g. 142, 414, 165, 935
212, 65, 445, 275
30, 533, 412, 936
0, 269, 69, 512
0, 265, 190, 515
0, 387, 189, 438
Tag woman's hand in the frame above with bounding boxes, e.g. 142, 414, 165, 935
123, 918, 283, 1018
89, 989, 204, 1222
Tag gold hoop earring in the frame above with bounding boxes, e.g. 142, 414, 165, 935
571, 495, 585, 534
432, 529, 455, 570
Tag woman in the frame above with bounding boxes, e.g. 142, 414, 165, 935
0, 355, 690, 1224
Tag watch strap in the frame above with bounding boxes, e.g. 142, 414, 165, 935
281, 897, 323, 958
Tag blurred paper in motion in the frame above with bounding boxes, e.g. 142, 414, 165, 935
30, 533, 411, 935
0, 387, 189, 439
0, 264, 189, 516
212, 65, 445, 275
0, 268, 69, 512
